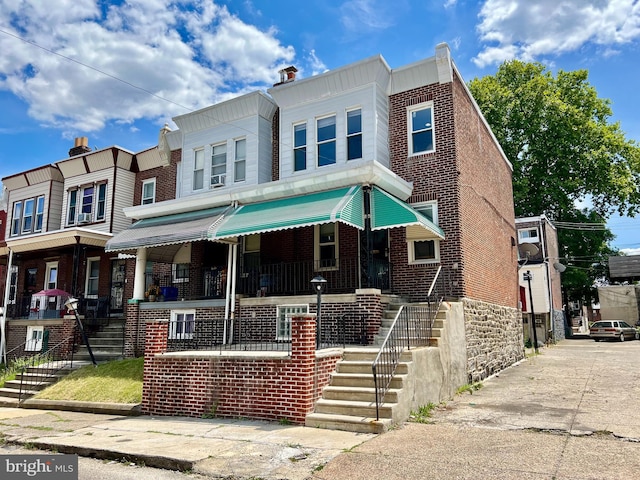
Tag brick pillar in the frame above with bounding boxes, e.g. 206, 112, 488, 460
62, 316, 76, 358
124, 301, 141, 357
290, 314, 317, 422
356, 289, 383, 344
141, 318, 169, 415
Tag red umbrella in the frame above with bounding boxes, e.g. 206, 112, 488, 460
33, 288, 72, 297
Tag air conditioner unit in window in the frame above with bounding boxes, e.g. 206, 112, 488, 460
77, 213, 92, 224
210, 174, 226, 187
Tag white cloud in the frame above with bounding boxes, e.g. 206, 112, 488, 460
0, 0, 297, 133
307, 49, 328, 76
621, 248, 640, 256
473, 0, 640, 67
340, 0, 400, 31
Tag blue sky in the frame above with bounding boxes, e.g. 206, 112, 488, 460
0, 0, 639, 253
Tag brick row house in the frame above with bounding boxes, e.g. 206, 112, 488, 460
1, 44, 522, 429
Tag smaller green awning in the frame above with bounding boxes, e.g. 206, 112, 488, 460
370, 187, 444, 239
211, 186, 364, 239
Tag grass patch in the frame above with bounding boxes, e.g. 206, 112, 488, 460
34, 358, 143, 404
410, 402, 437, 424
456, 382, 483, 395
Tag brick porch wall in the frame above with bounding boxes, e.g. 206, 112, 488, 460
5, 317, 76, 359
142, 315, 342, 423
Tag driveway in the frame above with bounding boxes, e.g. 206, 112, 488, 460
313, 338, 640, 480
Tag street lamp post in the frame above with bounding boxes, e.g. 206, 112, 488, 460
310, 276, 327, 349
64, 297, 97, 366
523, 271, 539, 354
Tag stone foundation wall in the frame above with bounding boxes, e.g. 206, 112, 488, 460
464, 298, 523, 383
553, 309, 566, 341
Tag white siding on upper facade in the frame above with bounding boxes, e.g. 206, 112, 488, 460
61, 169, 116, 233
520, 264, 550, 314
257, 115, 273, 183
5, 181, 61, 239
277, 84, 389, 178
48, 181, 64, 232
112, 168, 136, 234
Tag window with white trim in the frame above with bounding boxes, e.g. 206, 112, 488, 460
211, 142, 227, 186
347, 108, 362, 161
234, 138, 246, 182
11, 201, 22, 236
193, 148, 204, 190
276, 305, 308, 341
408, 103, 435, 155
518, 228, 539, 244
407, 202, 440, 264
45, 262, 58, 290
67, 183, 107, 225
25, 326, 44, 352
10, 195, 45, 236
22, 198, 34, 234
85, 257, 100, 298
317, 115, 336, 166
293, 123, 307, 171
142, 178, 156, 205
35, 196, 45, 231
67, 190, 77, 225
170, 310, 195, 340
315, 223, 338, 270
96, 183, 107, 221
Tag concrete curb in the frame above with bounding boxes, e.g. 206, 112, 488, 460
21, 398, 142, 416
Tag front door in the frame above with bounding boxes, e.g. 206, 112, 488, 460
110, 259, 126, 314
367, 230, 390, 290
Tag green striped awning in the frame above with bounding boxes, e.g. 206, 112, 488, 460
211, 186, 364, 239
370, 186, 444, 239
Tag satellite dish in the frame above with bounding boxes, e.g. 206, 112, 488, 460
553, 262, 567, 273
518, 242, 540, 258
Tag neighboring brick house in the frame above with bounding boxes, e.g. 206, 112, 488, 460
516, 215, 566, 343
105, 43, 522, 423
0, 138, 167, 357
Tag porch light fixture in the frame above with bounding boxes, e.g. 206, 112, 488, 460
64, 297, 97, 366
310, 275, 327, 349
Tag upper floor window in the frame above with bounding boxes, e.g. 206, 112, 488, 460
234, 138, 246, 183
347, 108, 362, 161
317, 115, 336, 167
10, 195, 45, 236
518, 228, 539, 244
211, 143, 227, 187
193, 149, 204, 190
67, 183, 107, 225
293, 123, 307, 171
407, 202, 440, 264
408, 103, 434, 155
142, 178, 156, 205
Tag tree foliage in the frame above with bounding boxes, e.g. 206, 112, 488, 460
469, 61, 640, 302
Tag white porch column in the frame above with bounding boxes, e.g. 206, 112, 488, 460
1, 248, 14, 362
133, 247, 148, 300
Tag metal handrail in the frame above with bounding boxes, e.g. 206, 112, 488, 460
371, 268, 447, 420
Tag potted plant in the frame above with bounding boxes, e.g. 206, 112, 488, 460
146, 285, 161, 302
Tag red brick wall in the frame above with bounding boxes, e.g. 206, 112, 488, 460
5, 317, 76, 360
142, 315, 342, 423
133, 149, 180, 205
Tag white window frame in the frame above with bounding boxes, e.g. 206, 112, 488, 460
293, 122, 307, 172
11, 201, 22, 236
407, 102, 435, 156
96, 183, 107, 221
276, 305, 309, 341
234, 138, 246, 183
85, 257, 100, 299
407, 201, 440, 265
45, 261, 58, 290
35, 195, 45, 232
25, 326, 44, 352
211, 142, 227, 186
346, 108, 362, 161
316, 114, 337, 167
518, 228, 539, 244
22, 198, 34, 234
142, 178, 156, 205
170, 309, 195, 340
67, 189, 77, 225
193, 148, 205, 190
314, 223, 339, 271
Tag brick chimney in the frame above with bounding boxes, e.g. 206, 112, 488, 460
68, 137, 91, 157
273, 66, 298, 86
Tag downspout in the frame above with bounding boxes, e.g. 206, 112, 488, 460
229, 242, 238, 344
362, 185, 372, 288
223, 242, 233, 344
71, 236, 81, 296
1, 248, 14, 363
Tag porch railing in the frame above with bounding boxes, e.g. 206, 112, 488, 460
5, 294, 112, 320
371, 266, 448, 420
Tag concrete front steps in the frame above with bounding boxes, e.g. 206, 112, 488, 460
373, 302, 446, 347
305, 348, 413, 434
0, 363, 85, 406
74, 319, 125, 362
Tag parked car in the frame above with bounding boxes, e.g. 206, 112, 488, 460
589, 320, 637, 342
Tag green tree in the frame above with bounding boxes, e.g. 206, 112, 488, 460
469, 61, 640, 302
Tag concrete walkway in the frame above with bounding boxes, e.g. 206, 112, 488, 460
1, 337, 640, 479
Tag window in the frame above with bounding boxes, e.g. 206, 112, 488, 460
45, 262, 58, 290
317, 115, 336, 166
11, 201, 22, 236
142, 178, 156, 205
211, 143, 227, 186
172, 264, 190, 283
408, 103, 434, 155
234, 138, 246, 182
193, 149, 204, 190
276, 305, 308, 341
81, 185, 94, 217
293, 123, 307, 171
35, 196, 45, 231
315, 223, 338, 270
347, 109, 362, 160
67, 190, 77, 225
67, 183, 107, 225
518, 228, 539, 243
96, 183, 107, 221
86, 257, 100, 298
170, 310, 195, 340
22, 198, 34, 234
25, 326, 44, 352
407, 202, 440, 264
243, 234, 261, 270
